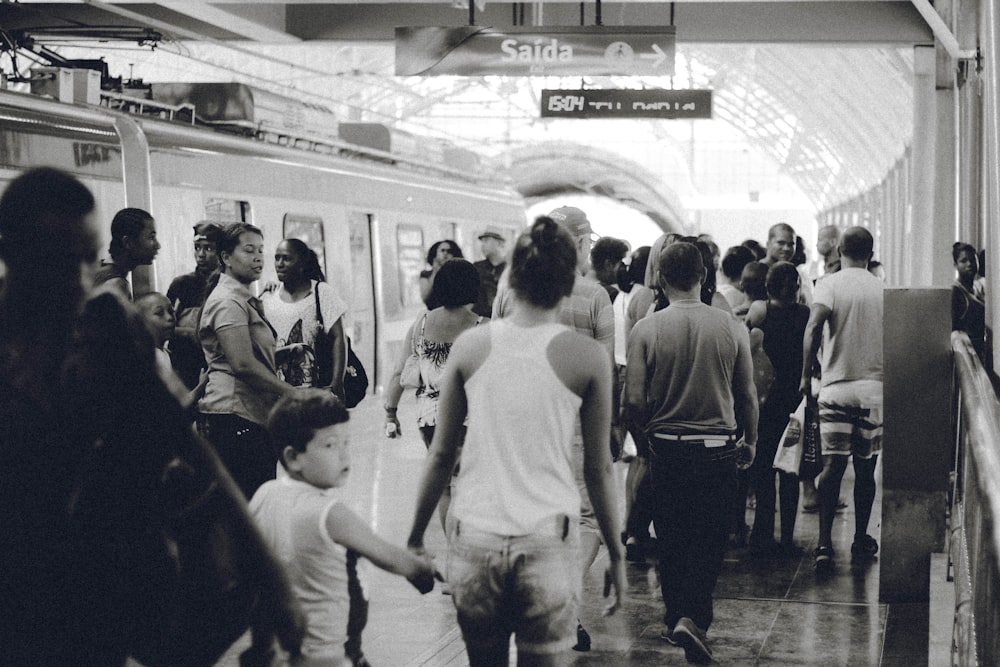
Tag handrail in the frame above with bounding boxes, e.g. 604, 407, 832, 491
950, 331, 1000, 665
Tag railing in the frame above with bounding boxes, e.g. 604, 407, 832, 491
950, 331, 1000, 666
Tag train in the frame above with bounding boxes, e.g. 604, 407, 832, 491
0, 76, 528, 394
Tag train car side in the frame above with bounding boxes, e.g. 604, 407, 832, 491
0, 88, 527, 395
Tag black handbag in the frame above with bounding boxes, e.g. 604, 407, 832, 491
314, 282, 369, 408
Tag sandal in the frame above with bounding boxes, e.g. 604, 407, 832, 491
814, 546, 835, 575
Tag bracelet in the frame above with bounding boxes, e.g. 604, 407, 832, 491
384, 406, 397, 414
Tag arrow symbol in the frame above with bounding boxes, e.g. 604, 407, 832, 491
639, 43, 667, 69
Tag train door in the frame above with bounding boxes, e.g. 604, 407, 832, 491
347, 212, 377, 396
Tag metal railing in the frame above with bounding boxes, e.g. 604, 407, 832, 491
950, 331, 1000, 666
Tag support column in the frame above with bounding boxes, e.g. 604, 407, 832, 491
909, 45, 956, 288
881, 288, 952, 602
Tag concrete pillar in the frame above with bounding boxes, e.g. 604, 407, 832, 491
880, 288, 952, 602
908, 45, 956, 288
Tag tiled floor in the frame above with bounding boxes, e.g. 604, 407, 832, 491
213, 398, 949, 666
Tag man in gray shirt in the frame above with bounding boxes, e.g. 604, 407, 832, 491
623, 242, 758, 664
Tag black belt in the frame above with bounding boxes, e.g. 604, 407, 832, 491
650, 433, 736, 448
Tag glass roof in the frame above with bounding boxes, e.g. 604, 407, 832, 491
42, 39, 914, 220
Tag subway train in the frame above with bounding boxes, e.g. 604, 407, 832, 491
0, 79, 528, 392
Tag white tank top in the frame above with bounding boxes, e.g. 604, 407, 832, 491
451, 319, 582, 536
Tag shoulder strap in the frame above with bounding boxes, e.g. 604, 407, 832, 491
313, 280, 324, 327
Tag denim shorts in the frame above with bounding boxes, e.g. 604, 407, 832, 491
446, 516, 581, 655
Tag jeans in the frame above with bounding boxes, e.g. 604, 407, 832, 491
649, 439, 738, 631
197, 413, 275, 500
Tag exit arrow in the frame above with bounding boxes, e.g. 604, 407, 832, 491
639, 44, 667, 69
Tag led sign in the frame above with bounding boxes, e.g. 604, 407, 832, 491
540, 89, 713, 119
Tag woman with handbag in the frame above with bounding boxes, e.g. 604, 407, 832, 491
385, 258, 484, 530
261, 238, 349, 399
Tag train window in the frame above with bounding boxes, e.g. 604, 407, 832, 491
204, 198, 251, 223
396, 224, 425, 308
283, 214, 327, 277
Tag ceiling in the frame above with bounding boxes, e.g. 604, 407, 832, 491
0, 1, 932, 229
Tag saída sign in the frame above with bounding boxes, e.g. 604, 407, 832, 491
395, 26, 675, 76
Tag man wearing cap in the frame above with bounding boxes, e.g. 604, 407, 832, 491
166, 221, 223, 388
494, 205, 615, 652
472, 229, 507, 318
623, 242, 757, 663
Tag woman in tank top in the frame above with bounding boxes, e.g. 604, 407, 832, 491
406, 216, 626, 666
744, 261, 810, 558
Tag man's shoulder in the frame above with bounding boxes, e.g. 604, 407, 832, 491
573, 274, 611, 301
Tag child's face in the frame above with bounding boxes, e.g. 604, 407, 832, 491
291, 422, 351, 489
138, 296, 175, 346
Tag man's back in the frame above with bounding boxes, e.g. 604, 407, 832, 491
629, 299, 747, 435
813, 267, 883, 386
494, 273, 613, 354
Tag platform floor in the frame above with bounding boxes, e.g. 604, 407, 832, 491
212, 397, 951, 667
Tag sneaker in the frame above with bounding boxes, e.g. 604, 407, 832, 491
659, 625, 678, 646
851, 535, 879, 562
814, 546, 835, 575
572, 622, 591, 652
672, 617, 713, 663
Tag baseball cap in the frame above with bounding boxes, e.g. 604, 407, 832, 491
478, 229, 505, 242
193, 221, 223, 244
548, 206, 593, 239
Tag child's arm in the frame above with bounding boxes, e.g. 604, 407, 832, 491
181, 368, 210, 412
325, 503, 436, 593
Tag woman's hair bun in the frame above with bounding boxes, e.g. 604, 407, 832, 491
530, 216, 560, 248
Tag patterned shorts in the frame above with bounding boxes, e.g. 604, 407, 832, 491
818, 402, 883, 459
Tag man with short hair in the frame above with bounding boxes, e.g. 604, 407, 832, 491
589, 236, 630, 302
494, 205, 614, 652
623, 242, 758, 663
800, 226, 883, 575
471, 230, 507, 318
816, 225, 842, 278
93, 207, 160, 300
764, 222, 812, 304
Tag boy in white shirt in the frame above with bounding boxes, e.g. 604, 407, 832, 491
250, 390, 436, 666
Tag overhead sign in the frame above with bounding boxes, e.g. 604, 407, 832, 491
540, 89, 713, 119
395, 26, 675, 76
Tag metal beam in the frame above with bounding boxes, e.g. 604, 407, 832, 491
909, 0, 978, 60
158, 2, 300, 43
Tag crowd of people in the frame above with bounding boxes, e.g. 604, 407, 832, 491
2, 163, 989, 666
394, 211, 899, 664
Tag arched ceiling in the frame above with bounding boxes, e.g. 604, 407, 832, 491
0, 1, 926, 224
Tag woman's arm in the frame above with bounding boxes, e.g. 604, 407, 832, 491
383, 318, 419, 438
325, 503, 435, 592
216, 326, 291, 399
327, 318, 347, 400
407, 338, 469, 550
578, 342, 626, 616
